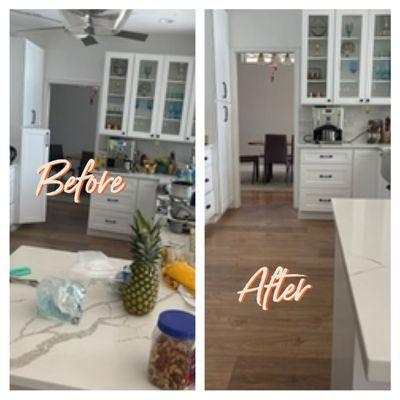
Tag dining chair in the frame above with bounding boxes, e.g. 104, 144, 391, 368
263, 134, 289, 184
239, 155, 259, 183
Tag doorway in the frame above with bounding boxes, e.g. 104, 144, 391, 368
236, 52, 296, 194
48, 83, 99, 205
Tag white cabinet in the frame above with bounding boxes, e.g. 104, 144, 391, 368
333, 10, 369, 104
184, 75, 195, 143
302, 10, 335, 104
99, 52, 134, 137
18, 129, 50, 224
88, 174, 158, 239
302, 10, 391, 105
10, 165, 17, 228
213, 10, 231, 102
216, 102, 233, 214
127, 54, 164, 139
205, 146, 217, 224
156, 56, 194, 142
352, 149, 380, 198
99, 52, 194, 143
22, 40, 44, 127
10, 38, 45, 161
365, 11, 391, 105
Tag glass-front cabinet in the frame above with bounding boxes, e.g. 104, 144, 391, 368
334, 11, 368, 104
99, 53, 133, 136
302, 10, 335, 104
127, 55, 163, 138
157, 56, 194, 141
365, 11, 390, 104
185, 76, 195, 142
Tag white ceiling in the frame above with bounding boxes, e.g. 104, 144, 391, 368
10, 9, 195, 34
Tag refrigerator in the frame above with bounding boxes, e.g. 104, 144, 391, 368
18, 128, 50, 224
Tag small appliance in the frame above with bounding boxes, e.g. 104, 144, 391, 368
366, 119, 383, 144
106, 138, 135, 171
312, 107, 344, 144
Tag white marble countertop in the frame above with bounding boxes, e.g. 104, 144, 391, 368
10, 245, 194, 390
332, 199, 390, 382
298, 142, 390, 151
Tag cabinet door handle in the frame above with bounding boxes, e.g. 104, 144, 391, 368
206, 204, 211, 210
222, 81, 227, 99
320, 154, 333, 159
205, 156, 208, 161
121, 131, 125, 136
105, 218, 116, 224
156, 134, 160, 138
319, 174, 333, 179
31, 110, 36, 125
359, 99, 364, 103
223, 105, 228, 122
107, 198, 119, 203
327, 99, 331, 103
205, 178, 210, 183
366, 98, 370, 103
318, 198, 331, 203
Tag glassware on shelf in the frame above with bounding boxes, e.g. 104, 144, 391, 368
344, 22, 354, 37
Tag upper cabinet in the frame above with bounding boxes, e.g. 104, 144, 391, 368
213, 10, 231, 103
99, 52, 194, 142
99, 52, 134, 136
127, 54, 164, 139
333, 10, 369, 104
302, 10, 335, 105
185, 75, 196, 143
365, 11, 391, 104
157, 56, 194, 141
302, 10, 391, 105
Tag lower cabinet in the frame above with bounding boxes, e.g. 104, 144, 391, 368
205, 145, 217, 224
88, 174, 158, 239
299, 147, 390, 217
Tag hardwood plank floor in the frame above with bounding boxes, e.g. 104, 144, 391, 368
10, 199, 131, 259
205, 191, 335, 390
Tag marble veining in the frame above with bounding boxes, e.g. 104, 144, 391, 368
10, 246, 192, 390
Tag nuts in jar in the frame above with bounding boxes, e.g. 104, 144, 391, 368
148, 310, 195, 390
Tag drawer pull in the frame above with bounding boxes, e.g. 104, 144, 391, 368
105, 218, 116, 224
205, 156, 208, 161
320, 154, 333, 159
318, 198, 331, 203
206, 204, 211, 210
107, 198, 119, 203
319, 174, 333, 179
205, 178, 210, 183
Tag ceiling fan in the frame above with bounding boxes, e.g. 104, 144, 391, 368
11, 9, 148, 46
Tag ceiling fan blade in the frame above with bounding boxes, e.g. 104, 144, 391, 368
14, 26, 65, 33
81, 35, 98, 46
11, 10, 62, 24
114, 30, 148, 42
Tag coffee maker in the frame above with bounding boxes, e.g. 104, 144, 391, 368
312, 107, 343, 144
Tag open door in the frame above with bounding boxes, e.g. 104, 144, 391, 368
18, 128, 50, 224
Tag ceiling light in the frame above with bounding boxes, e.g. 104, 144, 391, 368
159, 18, 174, 24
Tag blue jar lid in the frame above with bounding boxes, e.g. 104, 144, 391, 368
157, 310, 195, 340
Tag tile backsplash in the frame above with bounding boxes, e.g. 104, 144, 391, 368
299, 105, 391, 143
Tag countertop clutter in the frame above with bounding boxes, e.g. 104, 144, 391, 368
331, 199, 390, 388
10, 246, 193, 390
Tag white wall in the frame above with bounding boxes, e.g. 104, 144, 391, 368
237, 62, 294, 156
228, 10, 302, 49
18, 30, 195, 84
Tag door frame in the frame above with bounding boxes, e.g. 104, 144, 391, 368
230, 45, 301, 209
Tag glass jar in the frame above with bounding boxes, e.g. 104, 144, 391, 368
148, 310, 195, 390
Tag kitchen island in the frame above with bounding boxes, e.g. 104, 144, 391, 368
10, 246, 194, 390
331, 199, 390, 389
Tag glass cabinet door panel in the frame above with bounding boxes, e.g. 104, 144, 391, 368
105, 58, 129, 131
339, 15, 363, 98
371, 14, 391, 99
161, 62, 189, 136
307, 15, 329, 99
133, 60, 158, 133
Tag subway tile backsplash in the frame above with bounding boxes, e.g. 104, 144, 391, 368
299, 105, 391, 143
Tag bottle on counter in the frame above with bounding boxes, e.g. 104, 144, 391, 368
148, 310, 195, 390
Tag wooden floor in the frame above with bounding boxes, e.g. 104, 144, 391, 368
11, 199, 131, 259
205, 191, 335, 390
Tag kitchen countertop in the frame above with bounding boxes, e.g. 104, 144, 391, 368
298, 142, 390, 151
10, 245, 194, 390
94, 169, 178, 185
332, 199, 390, 382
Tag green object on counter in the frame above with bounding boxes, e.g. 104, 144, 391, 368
10, 267, 32, 277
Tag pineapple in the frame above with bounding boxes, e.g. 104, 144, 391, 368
122, 210, 162, 316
